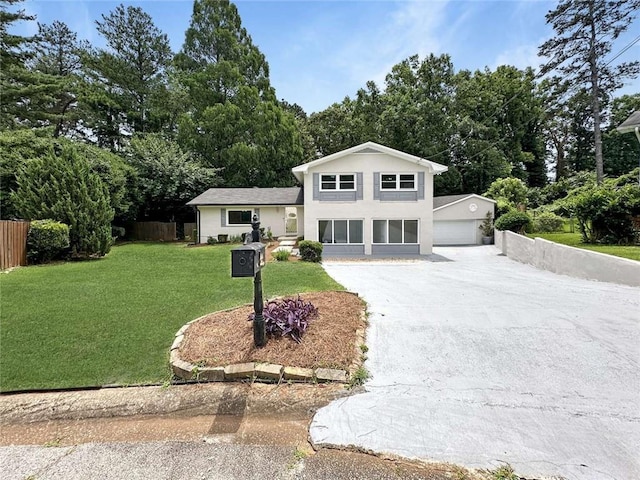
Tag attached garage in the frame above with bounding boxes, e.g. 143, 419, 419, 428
433, 194, 496, 245
433, 220, 477, 245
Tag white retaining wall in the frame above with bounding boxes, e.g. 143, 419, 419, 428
495, 229, 640, 287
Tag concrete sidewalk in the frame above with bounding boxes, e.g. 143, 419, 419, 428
311, 246, 640, 480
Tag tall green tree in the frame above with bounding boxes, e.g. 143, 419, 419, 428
539, 0, 640, 183
175, 0, 303, 186
174, 0, 272, 105
126, 134, 220, 221
30, 20, 88, 137
381, 54, 456, 163
12, 145, 114, 257
0, 0, 59, 129
84, 3, 172, 148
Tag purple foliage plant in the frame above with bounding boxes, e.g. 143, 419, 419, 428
248, 296, 318, 343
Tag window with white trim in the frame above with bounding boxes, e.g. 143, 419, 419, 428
318, 220, 364, 244
320, 174, 356, 191
372, 219, 419, 244
227, 209, 253, 225
380, 173, 416, 190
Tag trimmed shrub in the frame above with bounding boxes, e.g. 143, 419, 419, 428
495, 211, 532, 234
533, 212, 564, 233
27, 219, 70, 264
298, 240, 322, 262
249, 296, 318, 343
206, 236, 218, 245
273, 249, 290, 261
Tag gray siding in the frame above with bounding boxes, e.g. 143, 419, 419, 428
313, 172, 362, 202
371, 244, 420, 255
322, 244, 366, 256
373, 172, 424, 202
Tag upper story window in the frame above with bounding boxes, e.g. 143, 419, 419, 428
380, 173, 416, 191
320, 174, 356, 191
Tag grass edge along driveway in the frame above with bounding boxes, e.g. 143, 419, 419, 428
0, 243, 343, 392
528, 232, 640, 262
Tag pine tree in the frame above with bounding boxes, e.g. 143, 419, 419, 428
0, 0, 59, 129
30, 20, 88, 136
539, 0, 640, 183
83, 4, 172, 148
175, 0, 303, 186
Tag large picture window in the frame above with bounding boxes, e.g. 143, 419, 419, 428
380, 173, 416, 191
318, 219, 363, 244
372, 219, 419, 244
227, 210, 253, 225
320, 174, 356, 191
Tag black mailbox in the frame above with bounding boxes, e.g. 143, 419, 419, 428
231, 243, 265, 277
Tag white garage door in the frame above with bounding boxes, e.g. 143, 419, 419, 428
433, 220, 476, 245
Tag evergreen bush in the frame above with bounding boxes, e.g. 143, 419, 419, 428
12, 145, 114, 258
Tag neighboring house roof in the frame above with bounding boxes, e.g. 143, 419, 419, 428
292, 141, 448, 183
617, 110, 640, 134
433, 193, 496, 211
187, 187, 303, 206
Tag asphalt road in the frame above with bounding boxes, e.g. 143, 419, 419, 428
311, 246, 640, 480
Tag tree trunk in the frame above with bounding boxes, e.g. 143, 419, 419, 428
588, 0, 604, 183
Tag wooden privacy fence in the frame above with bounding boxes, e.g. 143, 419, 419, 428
184, 222, 197, 240
132, 222, 177, 241
0, 220, 29, 270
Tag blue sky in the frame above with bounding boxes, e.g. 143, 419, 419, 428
13, 0, 640, 114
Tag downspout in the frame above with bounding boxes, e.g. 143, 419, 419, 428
194, 206, 200, 244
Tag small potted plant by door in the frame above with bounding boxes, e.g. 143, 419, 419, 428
480, 211, 494, 245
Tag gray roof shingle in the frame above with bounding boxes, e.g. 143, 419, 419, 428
187, 187, 303, 206
433, 194, 474, 209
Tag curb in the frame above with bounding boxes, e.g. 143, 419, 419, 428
0, 382, 349, 425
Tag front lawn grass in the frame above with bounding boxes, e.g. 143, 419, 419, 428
528, 232, 640, 261
0, 243, 343, 392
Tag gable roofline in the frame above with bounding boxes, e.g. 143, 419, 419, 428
292, 141, 448, 182
433, 193, 496, 212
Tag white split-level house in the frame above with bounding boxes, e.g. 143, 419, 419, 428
187, 142, 495, 255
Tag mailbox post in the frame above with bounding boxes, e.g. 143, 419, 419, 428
231, 214, 266, 347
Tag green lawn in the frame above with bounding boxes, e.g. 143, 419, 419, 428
0, 243, 342, 392
528, 232, 640, 261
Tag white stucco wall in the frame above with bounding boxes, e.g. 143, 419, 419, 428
495, 230, 640, 287
197, 206, 290, 242
301, 151, 435, 255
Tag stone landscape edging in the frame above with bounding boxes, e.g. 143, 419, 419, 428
170, 292, 367, 385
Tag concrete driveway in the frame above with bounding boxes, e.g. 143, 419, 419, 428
310, 246, 640, 480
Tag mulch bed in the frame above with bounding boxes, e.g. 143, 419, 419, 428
179, 291, 366, 371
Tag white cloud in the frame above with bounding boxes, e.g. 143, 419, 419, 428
492, 43, 541, 71
328, 1, 453, 90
